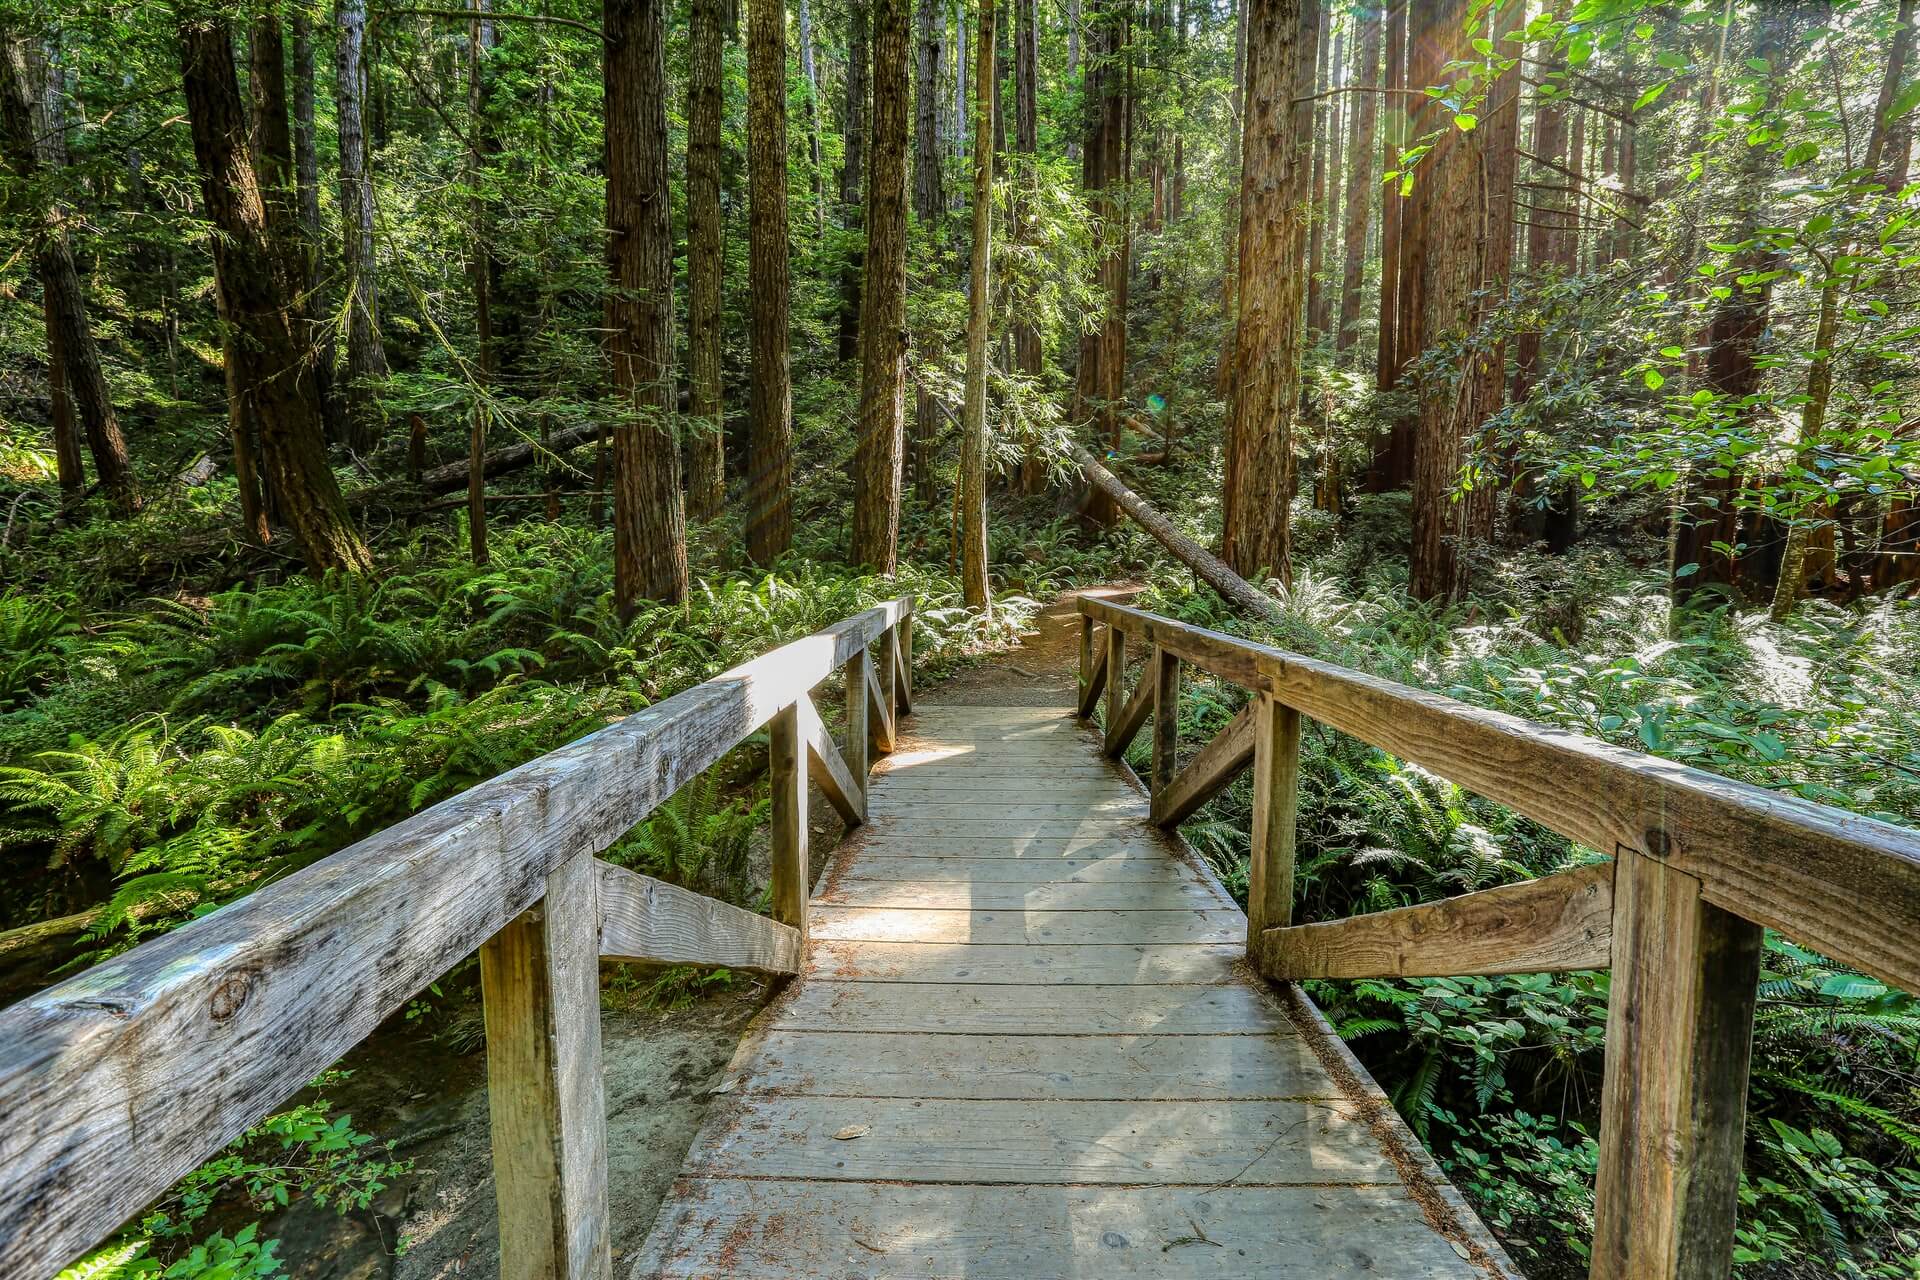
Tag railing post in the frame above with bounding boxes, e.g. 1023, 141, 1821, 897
1078, 616, 1095, 717
1247, 693, 1301, 942
1148, 645, 1180, 821
1590, 849, 1762, 1280
1104, 625, 1126, 737
770, 702, 809, 944
845, 648, 871, 794
480, 852, 611, 1280
895, 606, 914, 712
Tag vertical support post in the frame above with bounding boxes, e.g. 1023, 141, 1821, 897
1104, 626, 1126, 736
1078, 616, 1095, 717
770, 701, 809, 944
845, 648, 871, 793
480, 852, 611, 1280
1247, 693, 1301, 943
1148, 646, 1180, 820
895, 606, 914, 712
1589, 849, 1762, 1280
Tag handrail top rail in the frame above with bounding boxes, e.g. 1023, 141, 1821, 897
1078, 594, 1920, 995
0, 595, 914, 1280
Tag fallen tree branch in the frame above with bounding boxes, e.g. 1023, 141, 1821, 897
1069, 443, 1283, 625
358, 420, 604, 503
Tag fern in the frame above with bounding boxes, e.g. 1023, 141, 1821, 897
1754, 1071, 1920, 1157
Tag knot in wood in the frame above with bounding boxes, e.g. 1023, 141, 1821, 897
1642, 827, 1675, 859
208, 972, 255, 1023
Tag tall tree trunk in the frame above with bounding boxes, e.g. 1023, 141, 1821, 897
1372, 0, 1404, 394
335, 0, 389, 449
606, 0, 690, 614
1304, 2, 1330, 340
289, 12, 340, 443
959, 0, 996, 610
1873, 0, 1917, 191
1215, 0, 1245, 397
1076, 0, 1130, 526
1335, 8, 1378, 354
953, 1, 968, 181
1222, 0, 1315, 584
180, 16, 371, 573
838, 0, 870, 363
687, 0, 729, 521
852, 0, 911, 571
465, 0, 493, 565
1013, 0, 1044, 493
911, 0, 945, 500
799, 0, 827, 233
1406, 0, 1483, 603
747, 0, 794, 564
1, 36, 98, 509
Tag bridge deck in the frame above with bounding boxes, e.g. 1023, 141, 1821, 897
635, 703, 1514, 1278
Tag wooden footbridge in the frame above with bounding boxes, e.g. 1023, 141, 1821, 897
4, 595, 1918, 1280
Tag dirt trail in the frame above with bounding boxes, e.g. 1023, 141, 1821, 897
927, 583, 1139, 706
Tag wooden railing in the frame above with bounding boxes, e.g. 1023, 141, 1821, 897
0, 597, 916, 1280
1077, 595, 1920, 1280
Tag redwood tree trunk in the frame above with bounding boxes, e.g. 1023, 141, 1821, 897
0, 35, 134, 513
1013, 0, 1044, 492
959, 0, 997, 610
1372, 0, 1404, 395
686, 0, 728, 522
911, 0, 946, 501
1304, 2, 1330, 340
1222, 0, 1315, 584
334, 0, 389, 449
1076, 0, 1130, 526
1215, 0, 1245, 398
180, 16, 371, 573
606, 0, 691, 614
1335, 8, 1379, 354
852, 0, 912, 571
747, 0, 794, 564
838, 0, 870, 364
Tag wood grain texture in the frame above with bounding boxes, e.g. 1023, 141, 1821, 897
1150, 645, 1181, 805
1082, 594, 1920, 993
807, 939, 1243, 984
1078, 617, 1106, 717
744, 1029, 1332, 1099
866, 649, 896, 754
1590, 850, 1762, 1280
1247, 693, 1301, 939
596, 859, 801, 973
1154, 701, 1257, 828
807, 906, 1245, 945
842, 647, 870, 797
818, 876, 1220, 910
1106, 657, 1155, 759
0, 597, 910, 1280
1104, 624, 1127, 746
769, 702, 809, 944
826, 854, 1214, 880
1257, 863, 1614, 980
638, 1180, 1489, 1278
776, 979, 1290, 1034
480, 852, 610, 1280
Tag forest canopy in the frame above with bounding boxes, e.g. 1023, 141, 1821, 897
1, 0, 1917, 1275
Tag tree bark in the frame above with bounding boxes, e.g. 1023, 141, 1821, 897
1304, 3, 1330, 340
1013, 0, 1044, 492
838, 0, 870, 363
799, 0, 827, 234
1372, 0, 1404, 394
289, 12, 340, 444
747, 0, 794, 564
959, 0, 996, 611
1335, 8, 1378, 354
180, 15, 371, 573
1222, 0, 1315, 585
465, 0, 493, 565
911, 0, 945, 500
335, 0, 390, 450
606, 0, 691, 614
0, 36, 133, 513
686, 0, 728, 522
1216, 0, 1245, 398
852, 0, 911, 571
1076, 0, 1130, 526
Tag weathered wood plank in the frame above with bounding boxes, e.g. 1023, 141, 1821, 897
818, 876, 1221, 910
807, 906, 1245, 945
744, 1029, 1334, 1099
1154, 701, 1258, 827
480, 852, 611, 1280
0, 597, 910, 1280
775, 980, 1287, 1035
682, 1096, 1401, 1184
1257, 863, 1615, 980
833, 817, 1148, 837
1590, 850, 1762, 1280
638, 1181, 1491, 1279
1105, 660, 1155, 759
868, 632, 897, 756
1247, 693, 1301, 940
862, 799, 1147, 819
892, 617, 914, 713
1104, 624, 1127, 749
1078, 618, 1107, 718
596, 860, 801, 974
796, 693, 864, 827
1083, 594, 1920, 994
840, 834, 1180, 859
827, 855, 1205, 882
1150, 644, 1181, 803
807, 940, 1243, 984
768, 703, 809, 945
842, 647, 870, 797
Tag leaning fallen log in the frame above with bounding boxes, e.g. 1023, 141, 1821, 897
1069, 441, 1283, 625
359, 420, 604, 503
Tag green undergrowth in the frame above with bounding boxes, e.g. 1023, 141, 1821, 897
1099, 506, 1920, 1278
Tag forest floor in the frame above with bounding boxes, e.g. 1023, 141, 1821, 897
271, 583, 1135, 1279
